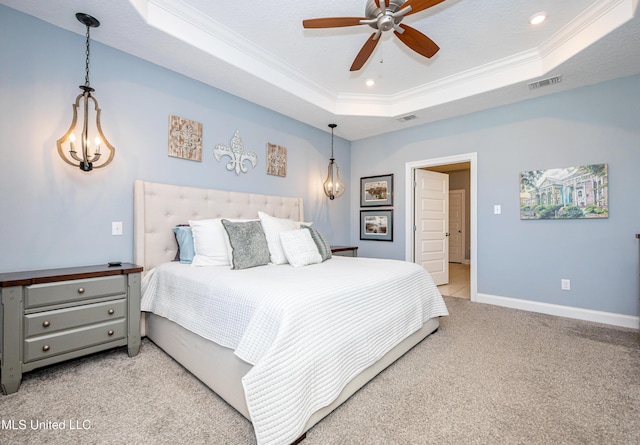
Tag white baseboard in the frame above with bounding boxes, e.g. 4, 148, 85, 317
476, 293, 639, 329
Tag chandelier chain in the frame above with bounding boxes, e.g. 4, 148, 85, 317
330, 127, 334, 160
84, 25, 91, 88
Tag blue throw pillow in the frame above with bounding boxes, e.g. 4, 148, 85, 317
172, 225, 195, 264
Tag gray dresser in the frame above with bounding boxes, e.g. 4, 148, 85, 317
0, 263, 142, 394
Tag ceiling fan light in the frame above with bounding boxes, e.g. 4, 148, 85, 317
365, 78, 376, 87
529, 12, 547, 25
303, 0, 443, 71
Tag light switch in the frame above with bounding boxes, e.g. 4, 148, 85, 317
494, 205, 501, 215
112, 221, 123, 236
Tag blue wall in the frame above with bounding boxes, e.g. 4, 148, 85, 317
2, 5, 638, 320
0, 6, 350, 273
351, 75, 640, 317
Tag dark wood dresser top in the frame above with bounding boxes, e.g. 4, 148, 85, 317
0, 263, 143, 288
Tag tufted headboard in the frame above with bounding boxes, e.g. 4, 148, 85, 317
134, 180, 304, 274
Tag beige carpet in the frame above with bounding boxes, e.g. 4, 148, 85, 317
2, 297, 638, 445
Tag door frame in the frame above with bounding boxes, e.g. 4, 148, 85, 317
405, 153, 478, 302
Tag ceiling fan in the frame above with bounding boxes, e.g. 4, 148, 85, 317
302, 0, 445, 71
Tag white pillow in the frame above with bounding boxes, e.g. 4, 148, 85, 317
188, 218, 230, 266
258, 211, 311, 265
279, 229, 322, 267
189, 218, 257, 266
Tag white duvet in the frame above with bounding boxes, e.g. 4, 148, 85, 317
141, 256, 448, 445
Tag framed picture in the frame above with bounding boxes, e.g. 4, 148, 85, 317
360, 174, 393, 207
360, 209, 393, 241
266, 142, 287, 177
168, 114, 202, 162
520, 163, 608, 220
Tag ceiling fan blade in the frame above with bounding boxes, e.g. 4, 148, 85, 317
303, 17, 368, 28
350, 33, 381, 71
402, 0, 446, 16
393, 24, 440, 58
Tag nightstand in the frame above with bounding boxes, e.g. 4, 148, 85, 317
0, 263, 142, 395
331, 246, 358, 257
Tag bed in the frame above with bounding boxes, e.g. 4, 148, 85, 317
134, 180, 448, 445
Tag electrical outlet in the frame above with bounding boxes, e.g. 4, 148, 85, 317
561, 279, 571, 291
494, 205, 501, 214
112, 221, 123, 236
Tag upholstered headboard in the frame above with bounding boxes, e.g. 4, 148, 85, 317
134, 180, 304, 274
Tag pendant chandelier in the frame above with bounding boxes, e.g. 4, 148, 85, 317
56, 13, 115, 172
323, 124, 345, 200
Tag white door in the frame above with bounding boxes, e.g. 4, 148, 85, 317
414, 169, 449, 285
449, 189, 465, 263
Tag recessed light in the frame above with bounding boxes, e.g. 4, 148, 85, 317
529, 12, 547, 25
365, 79, 375, 87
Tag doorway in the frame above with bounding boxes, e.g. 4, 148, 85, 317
405, 153, 477, 302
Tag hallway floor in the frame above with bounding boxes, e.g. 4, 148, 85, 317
437, 262, 470, 299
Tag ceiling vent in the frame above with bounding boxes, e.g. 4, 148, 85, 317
396, 114, 418, 122
528, 74, 562, 90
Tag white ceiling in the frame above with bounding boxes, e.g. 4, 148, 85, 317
3, 0, 639, 140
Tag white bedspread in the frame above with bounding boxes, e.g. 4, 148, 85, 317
141, 256, 448, 445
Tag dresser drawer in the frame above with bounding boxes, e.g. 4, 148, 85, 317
24, 299, 127, 337
23, 319, 126, 363
25, 276, 126, 309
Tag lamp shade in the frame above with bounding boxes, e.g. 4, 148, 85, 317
323, 159, 345, 200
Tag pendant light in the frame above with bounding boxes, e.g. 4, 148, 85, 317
56, 13, 115, 172
323, 124, 345, 200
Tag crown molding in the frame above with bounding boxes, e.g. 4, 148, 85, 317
145, 0, 338, 108
140, 0, 636, 118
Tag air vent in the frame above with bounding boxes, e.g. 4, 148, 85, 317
396, 114, 418, 122
528, 75, 562, 90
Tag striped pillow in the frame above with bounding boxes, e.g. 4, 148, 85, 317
301, 225, 332, 261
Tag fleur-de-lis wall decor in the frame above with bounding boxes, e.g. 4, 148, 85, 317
214, 130, 258, 175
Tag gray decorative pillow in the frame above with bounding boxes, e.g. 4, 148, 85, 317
221, 219, 270, 270
301, 225, 332, 261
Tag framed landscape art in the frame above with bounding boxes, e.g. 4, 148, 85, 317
520, 163, 608, 220
360, 174, 393, 207
360, 209, 393, 241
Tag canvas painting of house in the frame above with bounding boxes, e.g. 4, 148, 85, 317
520, 164, 608, 219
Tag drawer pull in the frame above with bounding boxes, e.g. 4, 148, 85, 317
42, 345, 50, 352
77, 287, 85, 294
108, 309, 115, 315
108, 330, 114, 336
42, 320, 51, 328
